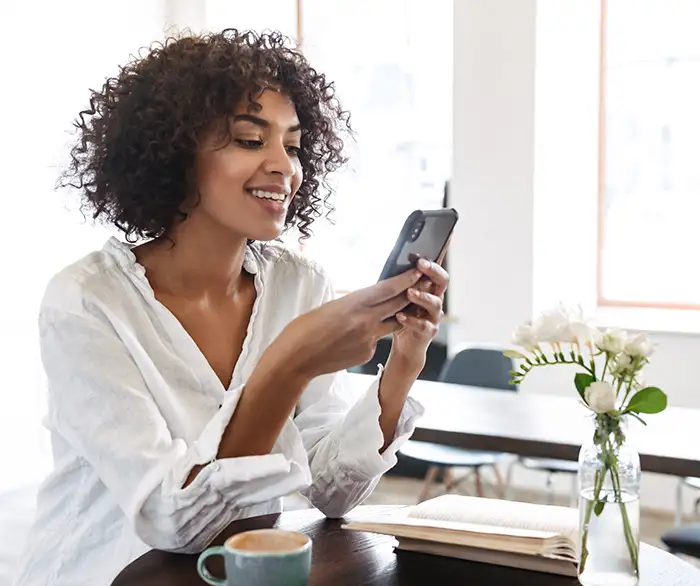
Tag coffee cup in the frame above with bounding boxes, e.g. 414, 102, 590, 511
197, 528, 312, 585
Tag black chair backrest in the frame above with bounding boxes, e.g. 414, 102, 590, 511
439, 347, 517, 391
356, 338, 447, 382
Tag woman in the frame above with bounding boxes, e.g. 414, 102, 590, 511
13, 30, 449, 586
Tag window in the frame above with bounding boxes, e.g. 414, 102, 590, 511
598, 0, 700, 310
206, 0, 453, 291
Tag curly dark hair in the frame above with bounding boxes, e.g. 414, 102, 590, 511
59, 29, 351, 242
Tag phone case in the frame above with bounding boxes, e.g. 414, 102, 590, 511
378, 208, 459, 281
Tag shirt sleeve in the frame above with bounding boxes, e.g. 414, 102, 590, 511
293, 276, 425, 518
295, 368, 424, 518
39, 300, 309, 554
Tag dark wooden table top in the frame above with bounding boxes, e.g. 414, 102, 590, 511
346, 374, 700, 478
112, 506, 700, 586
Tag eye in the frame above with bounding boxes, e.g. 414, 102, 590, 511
285, 145, 301, 157
235, 139, 264, 149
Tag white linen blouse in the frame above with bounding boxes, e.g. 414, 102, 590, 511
12, 238, 422, 586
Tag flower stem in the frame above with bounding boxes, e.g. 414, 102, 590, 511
579, 464, 606, 573
607, 442, 639, 574
529, 354, 598, 378
621, 378, 635, 408
615, 377, 625, 398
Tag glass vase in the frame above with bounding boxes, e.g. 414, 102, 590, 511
577, 423, 641, 586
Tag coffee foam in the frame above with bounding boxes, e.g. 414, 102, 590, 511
227, 529, 309, 554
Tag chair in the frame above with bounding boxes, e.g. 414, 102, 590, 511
675, 477, 700, 527
513, 457, 579, 505
354, 337, 448, 383
663, 479, 700, 563
662, 523, 700, 559
399, 347, 517, 501
354, 337, 449, 481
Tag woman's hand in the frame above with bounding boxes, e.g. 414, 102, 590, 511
269, 269, 423, 382
211, 269, 420, 472
389, 257, 450, 373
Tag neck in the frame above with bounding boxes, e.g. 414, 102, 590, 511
136, 216, 251, 298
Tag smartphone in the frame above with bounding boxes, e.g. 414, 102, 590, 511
378, 208, 459, 281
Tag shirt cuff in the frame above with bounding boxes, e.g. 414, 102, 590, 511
334, 369, 425, 480
175, 385, 294, 498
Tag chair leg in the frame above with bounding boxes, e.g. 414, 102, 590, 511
475, 468, 484, 496
504, 458, 518, 500
443, 468, 456, 493
447, 468, 475, 496
675, 477, 684, 527
492, 464, 507, 498
545, 472, 554, 505
418, 465, 441, 503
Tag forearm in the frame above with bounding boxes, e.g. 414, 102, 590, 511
185, 339, 311, 486
377, 352, 422, 451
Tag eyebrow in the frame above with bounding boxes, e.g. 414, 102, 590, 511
232, 114, 301, 132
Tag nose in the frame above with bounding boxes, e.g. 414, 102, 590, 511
263, 140, 295, 178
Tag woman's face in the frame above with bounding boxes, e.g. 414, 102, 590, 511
192, 90, 303, 241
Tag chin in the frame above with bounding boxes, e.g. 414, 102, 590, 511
242, 224, 285, 242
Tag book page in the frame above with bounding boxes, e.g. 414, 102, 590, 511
397, 538, 577, 577
409, 495, 578, 544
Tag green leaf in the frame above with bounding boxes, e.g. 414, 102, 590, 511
574, 373, 595, 403
625, 387, 667, 414
503, 349, 527, 360
594, 500, 605, 516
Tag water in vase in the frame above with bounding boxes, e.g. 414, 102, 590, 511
578, 488, 640, 586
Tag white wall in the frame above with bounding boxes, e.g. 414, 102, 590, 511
449, 0, 536, 348
450, 0, 699, 516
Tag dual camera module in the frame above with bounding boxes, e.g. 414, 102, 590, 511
409, 218, 425, 242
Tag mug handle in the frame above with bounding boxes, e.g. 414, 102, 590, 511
197, 546, 227, 586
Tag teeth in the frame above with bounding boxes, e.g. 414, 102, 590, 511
251, 189, 286, 202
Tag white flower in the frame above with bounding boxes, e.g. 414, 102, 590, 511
512, 324, 539, 352
532, 305, 574, 343
584, 381, 616, 414
610, 353, 633, 377
598, 328, 627, 355
624, 333, 654, 358
568, 319, 602, 348
531, 304, 600, 348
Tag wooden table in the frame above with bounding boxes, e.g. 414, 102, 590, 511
345, 374, 700, 478
112, 506, 700, 585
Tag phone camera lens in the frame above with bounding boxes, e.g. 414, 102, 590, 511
410, 220, 425, 241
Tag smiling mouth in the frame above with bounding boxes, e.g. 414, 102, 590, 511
247, 188, 289, 202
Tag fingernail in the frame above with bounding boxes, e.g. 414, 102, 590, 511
413, 269, 422, 278
397, 313, 407, 322
408, 288, 420, 298
418, 258, 431, 269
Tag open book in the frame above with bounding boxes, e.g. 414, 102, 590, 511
343, 495, 579, 577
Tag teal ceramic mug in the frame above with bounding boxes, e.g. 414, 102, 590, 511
197, 529, 312, 585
